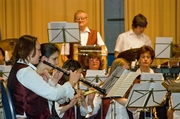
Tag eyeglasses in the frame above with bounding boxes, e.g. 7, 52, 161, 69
75, 17, 87, 21
89, 58, 100, 62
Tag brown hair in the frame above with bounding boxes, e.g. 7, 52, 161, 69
171, 44, 180, 58
132, 14, 148, 29
137, 45, 155, 62
10, 35, 37, 65
84, 52, 104, 70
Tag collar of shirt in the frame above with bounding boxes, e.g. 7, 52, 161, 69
129, 29, 144, 38
17, 59, 37, 71
81, 27, 90, 33
136, 68, 154, 73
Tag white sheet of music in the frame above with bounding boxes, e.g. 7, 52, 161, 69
0, 65, 11, 80
106, 71, 140, 97
80, 70, 107, 91
85, 70, 107, 83
171, 93, 180, 110
155, 37, 172, 58
125, 83, 166, 108
140, 73, 163, 82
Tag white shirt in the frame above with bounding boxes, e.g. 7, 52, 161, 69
54, 101, 92, 118
61, 27, 106, 55
136, 68, 155, 74
86, 94, 129, 119
15, 60, 75, 118
114, 29, 152, 53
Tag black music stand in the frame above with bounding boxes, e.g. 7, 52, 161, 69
47, 22, 80, 43
125, 83, 167, 118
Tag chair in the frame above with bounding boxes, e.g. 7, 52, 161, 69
1, 80, 16, 119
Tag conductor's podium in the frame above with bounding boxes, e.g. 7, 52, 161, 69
73, 45, 107, 70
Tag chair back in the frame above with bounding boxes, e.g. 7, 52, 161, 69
1, 80, 16, 119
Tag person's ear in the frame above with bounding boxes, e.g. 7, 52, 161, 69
41, 56, 48, 61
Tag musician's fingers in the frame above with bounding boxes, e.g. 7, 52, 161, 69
69, 70, 80, 85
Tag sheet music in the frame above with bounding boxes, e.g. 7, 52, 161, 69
48, 21, 80, 43
171, 93, 180, 110
101, 66, 126, 91
125, 83, 166, 108
0, 65, 11, 80
155, 37, 172, 58
85, 70, 107, 83
80, 70, 107, 91
140, 73, 163, 82
106, 71, 140, 97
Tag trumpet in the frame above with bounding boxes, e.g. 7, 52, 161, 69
42, 60, 106, 94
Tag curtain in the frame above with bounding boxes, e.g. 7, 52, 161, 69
0, 0, 104, 65
124, 0, 180, 66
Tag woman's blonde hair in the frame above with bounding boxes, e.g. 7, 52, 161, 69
109, 58, 130, 75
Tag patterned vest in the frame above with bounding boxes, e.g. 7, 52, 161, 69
7, 63, 50, 119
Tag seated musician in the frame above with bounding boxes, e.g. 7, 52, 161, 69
134, 45, 168, 119
51, 59, 94, 119
86, 58, 135, 119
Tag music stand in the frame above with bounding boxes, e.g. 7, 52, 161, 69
155, 37, 172, 58
47, 22, 80, 43
170, 93, 180, 110
101, 66, 140, 97
85, 70, 107, 83
125, 83, 167, 118
0, 65, 11, 80
168, 83, 180, 110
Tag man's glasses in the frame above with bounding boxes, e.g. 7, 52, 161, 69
75, 17, 87, 21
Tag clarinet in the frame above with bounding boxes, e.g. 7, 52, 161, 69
42, 60, 106, 94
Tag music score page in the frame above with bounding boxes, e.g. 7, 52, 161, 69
106, 72, 140, 97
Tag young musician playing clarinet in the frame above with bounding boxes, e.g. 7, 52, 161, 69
51, 59, 94, 119
7, 35, 80, 119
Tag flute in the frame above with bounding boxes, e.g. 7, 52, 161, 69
42, 60, 106, 95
